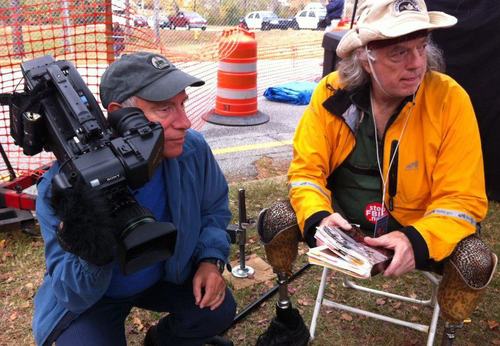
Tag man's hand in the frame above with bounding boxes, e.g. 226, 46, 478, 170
193, 262, 226, 311
364, 231, 415, 277
317, 213, 352, 246
319, 212, 352, 230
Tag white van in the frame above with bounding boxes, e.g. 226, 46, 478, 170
294, 8, 327, 29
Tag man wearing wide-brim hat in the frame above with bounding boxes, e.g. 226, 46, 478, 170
285, 0, 497, 340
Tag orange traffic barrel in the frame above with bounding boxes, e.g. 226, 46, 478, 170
203, 28, 269, 126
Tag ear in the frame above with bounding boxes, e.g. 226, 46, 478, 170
107, 102, 122, 113
361, 58, 371, 74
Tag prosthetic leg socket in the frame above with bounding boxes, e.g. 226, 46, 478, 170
256, 200, 309, 346
438, 235, 497, 323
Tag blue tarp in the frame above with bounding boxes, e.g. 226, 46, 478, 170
263, 81, 318, 105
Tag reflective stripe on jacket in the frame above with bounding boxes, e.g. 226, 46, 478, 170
288, 71, 487, 263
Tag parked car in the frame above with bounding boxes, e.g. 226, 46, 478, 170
112, 8, 127, 26
294, 9, 327, 30
147, 14, 170, 29
133, 14, 148, 27
241, 11, 294, 30
168, 11, 207, 30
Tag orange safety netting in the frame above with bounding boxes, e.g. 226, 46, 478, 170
0, 0, 326, 185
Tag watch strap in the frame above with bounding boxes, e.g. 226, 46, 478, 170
200, 258, 225, 274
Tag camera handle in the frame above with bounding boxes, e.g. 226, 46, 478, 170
231, 188, 255, 278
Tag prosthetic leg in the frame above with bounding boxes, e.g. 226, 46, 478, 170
438, 235, 497, 345
256, 201, 310, 346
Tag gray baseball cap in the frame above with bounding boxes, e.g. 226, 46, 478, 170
100, 52, 204, 108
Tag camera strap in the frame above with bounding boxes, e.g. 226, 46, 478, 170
0, 93, 13, 106
0, 82, 52, 115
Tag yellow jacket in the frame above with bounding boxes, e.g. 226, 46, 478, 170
288, 71, 487, 266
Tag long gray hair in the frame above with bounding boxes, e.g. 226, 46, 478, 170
336, 36, 445, 91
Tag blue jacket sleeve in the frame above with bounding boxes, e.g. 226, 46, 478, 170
36, 164, 114, 313
193, 135, 232, 263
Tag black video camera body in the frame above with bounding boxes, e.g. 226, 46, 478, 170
4, 55, 176, 274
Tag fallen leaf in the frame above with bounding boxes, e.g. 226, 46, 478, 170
132, 317, 144, 331
488, 320, 499, 330
264, 281, 274, 288
31, 240, 43, 248
20, 301, 30, 309
492, 339, 500, 345
297, 298, 313, 306
2, 251, 14, 261
392, 302, 402, 309
409, 292, 417, 299
0, 239, 6, 249
287, 286, 297, 295
340, 313, 353, 321
376, 298, 386, 306
9, 312, 17, 321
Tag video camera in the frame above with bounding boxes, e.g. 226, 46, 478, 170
0, 55, 177, 274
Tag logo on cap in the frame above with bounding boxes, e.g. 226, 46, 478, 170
394, 0, 420, 13
151, 56, 170, 70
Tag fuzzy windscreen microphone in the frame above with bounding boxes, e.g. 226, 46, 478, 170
51, 175, 118, 266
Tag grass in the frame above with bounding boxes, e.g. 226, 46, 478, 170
0, 171, 499, 345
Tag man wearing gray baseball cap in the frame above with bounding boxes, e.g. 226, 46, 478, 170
33, 52, 236, 346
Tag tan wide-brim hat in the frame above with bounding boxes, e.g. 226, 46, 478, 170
336, 0, 457, 58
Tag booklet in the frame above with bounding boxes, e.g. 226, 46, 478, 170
307, 225, 393, 279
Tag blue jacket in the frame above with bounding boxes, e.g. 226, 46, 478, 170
326, 0, 344, 20
32, 130, 231, 345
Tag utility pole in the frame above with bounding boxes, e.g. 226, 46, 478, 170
153, 0, 161, 45
61, 0, 73, 53
10, 0, 24, 58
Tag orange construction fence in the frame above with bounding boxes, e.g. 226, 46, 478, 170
0, 0, 327, 194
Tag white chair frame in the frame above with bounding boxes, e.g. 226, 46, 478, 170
309, 267, 441, 346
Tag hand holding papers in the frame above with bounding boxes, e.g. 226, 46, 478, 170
307, 225, 393, 278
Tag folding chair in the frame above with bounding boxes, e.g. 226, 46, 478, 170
309, 267, 441, 346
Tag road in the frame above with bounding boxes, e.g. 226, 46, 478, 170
200, 97, 307, 180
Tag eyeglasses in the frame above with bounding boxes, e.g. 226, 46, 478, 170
384, 41, 428, 64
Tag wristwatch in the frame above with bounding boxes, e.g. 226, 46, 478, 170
200, 258, 225, 274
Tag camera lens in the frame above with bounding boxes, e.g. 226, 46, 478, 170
111, 191, 177, 275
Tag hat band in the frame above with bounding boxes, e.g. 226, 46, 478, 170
367, 29, 428, 50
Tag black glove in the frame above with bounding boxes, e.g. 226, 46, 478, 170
51, 176, 117, 266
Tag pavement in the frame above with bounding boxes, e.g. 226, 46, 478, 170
200, 96, 307, 180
